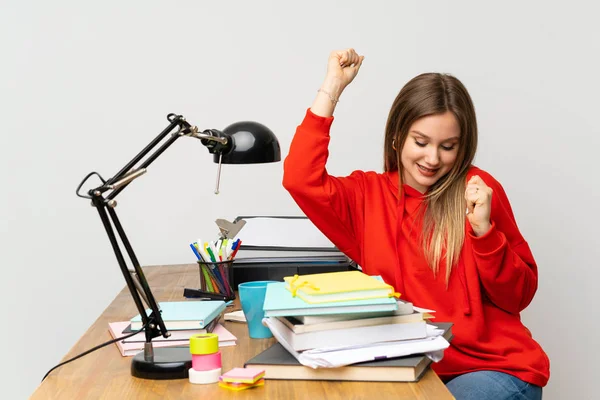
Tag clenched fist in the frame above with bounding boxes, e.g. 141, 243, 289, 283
323, 48, 365, 92
465, 175, 492, 237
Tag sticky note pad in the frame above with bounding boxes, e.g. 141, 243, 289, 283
220, 367, 265, 384
218, 378, 265, 391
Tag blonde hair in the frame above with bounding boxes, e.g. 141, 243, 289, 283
383, 73, 478, 283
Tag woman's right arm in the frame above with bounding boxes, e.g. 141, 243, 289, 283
283, 49, 366, 263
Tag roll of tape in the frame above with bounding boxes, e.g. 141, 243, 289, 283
189, 333, 218, 355
192, 351, 222, 371
188, 367, 221, 385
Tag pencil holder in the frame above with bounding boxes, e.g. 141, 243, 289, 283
197, 260, 236, 301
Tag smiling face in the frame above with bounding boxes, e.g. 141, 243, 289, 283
400, 111, 461, 193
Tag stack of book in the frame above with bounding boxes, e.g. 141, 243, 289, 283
248, 271, 452, 382
108, 301, 237, 357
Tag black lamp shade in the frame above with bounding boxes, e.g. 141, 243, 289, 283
214, 121, 281, 164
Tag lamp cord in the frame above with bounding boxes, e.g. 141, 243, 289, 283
41, 322, 149, 382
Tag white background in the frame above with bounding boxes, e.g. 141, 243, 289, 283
1, 1, 598, 399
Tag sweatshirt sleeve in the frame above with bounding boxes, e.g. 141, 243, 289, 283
467, 170, 538, 314
282, 109, 365, 265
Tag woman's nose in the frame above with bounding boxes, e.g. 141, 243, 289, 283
424, 148, 440, 166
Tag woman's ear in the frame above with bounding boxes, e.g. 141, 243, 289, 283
392, 139, 397, 151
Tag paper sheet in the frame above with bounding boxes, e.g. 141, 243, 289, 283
238, 217, 336, 248
262, 318, 449, 369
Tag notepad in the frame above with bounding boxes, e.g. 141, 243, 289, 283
220, 367, 265, 384
130, 301, 226, 330
283, 271, 396, 303
218, 378, 265, 391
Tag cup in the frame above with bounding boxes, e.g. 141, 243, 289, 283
238, 280, 278, 339
197, 260, 235, 301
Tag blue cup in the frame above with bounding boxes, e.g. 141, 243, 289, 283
238, 280, 277, 339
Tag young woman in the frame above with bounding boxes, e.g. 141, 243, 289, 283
282, 49, 549, 400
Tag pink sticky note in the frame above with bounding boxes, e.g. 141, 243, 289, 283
220, 367, 265, 384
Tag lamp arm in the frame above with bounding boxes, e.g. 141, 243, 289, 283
92, 200, 165, 344
106, 114, 187, 186
77, 113, 229, 347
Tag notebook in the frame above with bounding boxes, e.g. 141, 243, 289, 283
108, 321, 237, 357
267, 316, 427, 351
130, 301, 226, 330
296, 299, 415, 324
283, 271, 396, 303
280, 310, 428, 334
263, 282, 398, 318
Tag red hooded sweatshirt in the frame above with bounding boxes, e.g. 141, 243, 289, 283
282, 109, 550, 386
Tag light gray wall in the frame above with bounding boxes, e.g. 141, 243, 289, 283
1, 1, 598, 399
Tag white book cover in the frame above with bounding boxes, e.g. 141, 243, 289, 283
282, 311, 427, 334
265, 316, 427, 351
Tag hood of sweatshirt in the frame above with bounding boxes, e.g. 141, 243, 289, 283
383, 169, 472, 315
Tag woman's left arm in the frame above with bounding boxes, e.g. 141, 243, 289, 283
466, 172, 538, 314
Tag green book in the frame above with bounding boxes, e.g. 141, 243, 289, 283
245, 322, 453, 382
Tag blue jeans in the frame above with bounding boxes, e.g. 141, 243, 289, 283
445, 371, 542, 400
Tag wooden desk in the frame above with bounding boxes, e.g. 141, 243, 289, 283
32, 264, 453, 399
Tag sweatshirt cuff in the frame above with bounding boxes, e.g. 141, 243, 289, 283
302, 108, 335, 133
469, 221, 506, 256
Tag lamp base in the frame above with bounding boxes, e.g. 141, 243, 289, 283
131, 346, 192, 380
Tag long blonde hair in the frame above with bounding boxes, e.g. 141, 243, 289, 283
383, 73, 478, 283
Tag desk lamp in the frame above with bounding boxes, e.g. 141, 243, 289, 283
76, 113, 280, 379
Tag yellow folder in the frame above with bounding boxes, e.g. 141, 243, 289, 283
283, 271, 398, 304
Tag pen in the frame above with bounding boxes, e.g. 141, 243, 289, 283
227, 239, 238, 260
229, 239, 241, 260
206, 246, 217, 263
189, 243, 202, 260
208, 241, 218, 261
193, 242, 208, 262
222, 238, 228, 255
199, 241, 212, 262
201, 265, 215, 292
217, 264, 232, 297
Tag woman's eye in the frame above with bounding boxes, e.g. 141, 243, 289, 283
415, 141, 427, 147
441, 145, 456, 151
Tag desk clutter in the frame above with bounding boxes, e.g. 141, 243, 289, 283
248, 270, 453, 382
102, 217, 452, 388
108, 301, 237, 357
188, 333, 222, 384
